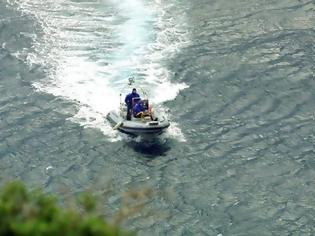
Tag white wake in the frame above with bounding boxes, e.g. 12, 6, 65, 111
14, 0, 189, 141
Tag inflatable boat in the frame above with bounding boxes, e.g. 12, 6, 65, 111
106, 78, 170, 138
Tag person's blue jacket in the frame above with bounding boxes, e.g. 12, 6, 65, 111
133, 102, 144, 116
125, 92, 140, 109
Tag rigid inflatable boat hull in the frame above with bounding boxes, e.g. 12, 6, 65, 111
106, 110, 170, 138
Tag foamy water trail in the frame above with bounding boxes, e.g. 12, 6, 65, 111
15, 0, 189, 141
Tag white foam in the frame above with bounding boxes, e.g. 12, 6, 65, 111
16, 0, 190, 142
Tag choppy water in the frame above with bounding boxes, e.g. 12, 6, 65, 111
1, 0, 315, 235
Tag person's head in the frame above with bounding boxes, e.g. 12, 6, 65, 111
132, 88, 137, 94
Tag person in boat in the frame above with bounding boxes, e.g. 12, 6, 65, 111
133, 100, 145, 118
124, 88, 140, 120
133, 100, 154, 120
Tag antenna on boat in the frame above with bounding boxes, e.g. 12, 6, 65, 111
127, 76, 148, 98
128, 76, 135, 86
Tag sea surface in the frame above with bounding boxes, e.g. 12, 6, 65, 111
1, 0, 315, 235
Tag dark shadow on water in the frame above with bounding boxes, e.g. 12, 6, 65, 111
126, 136, 172, 158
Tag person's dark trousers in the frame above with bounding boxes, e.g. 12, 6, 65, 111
126, 106, 132, 120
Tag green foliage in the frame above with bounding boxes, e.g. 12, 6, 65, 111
0, 182, 134, 236
77, 192, 96, 213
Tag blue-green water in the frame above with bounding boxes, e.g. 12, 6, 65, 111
1, 0, 315, 235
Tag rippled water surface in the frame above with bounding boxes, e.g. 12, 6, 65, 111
1, 0, 315, 235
